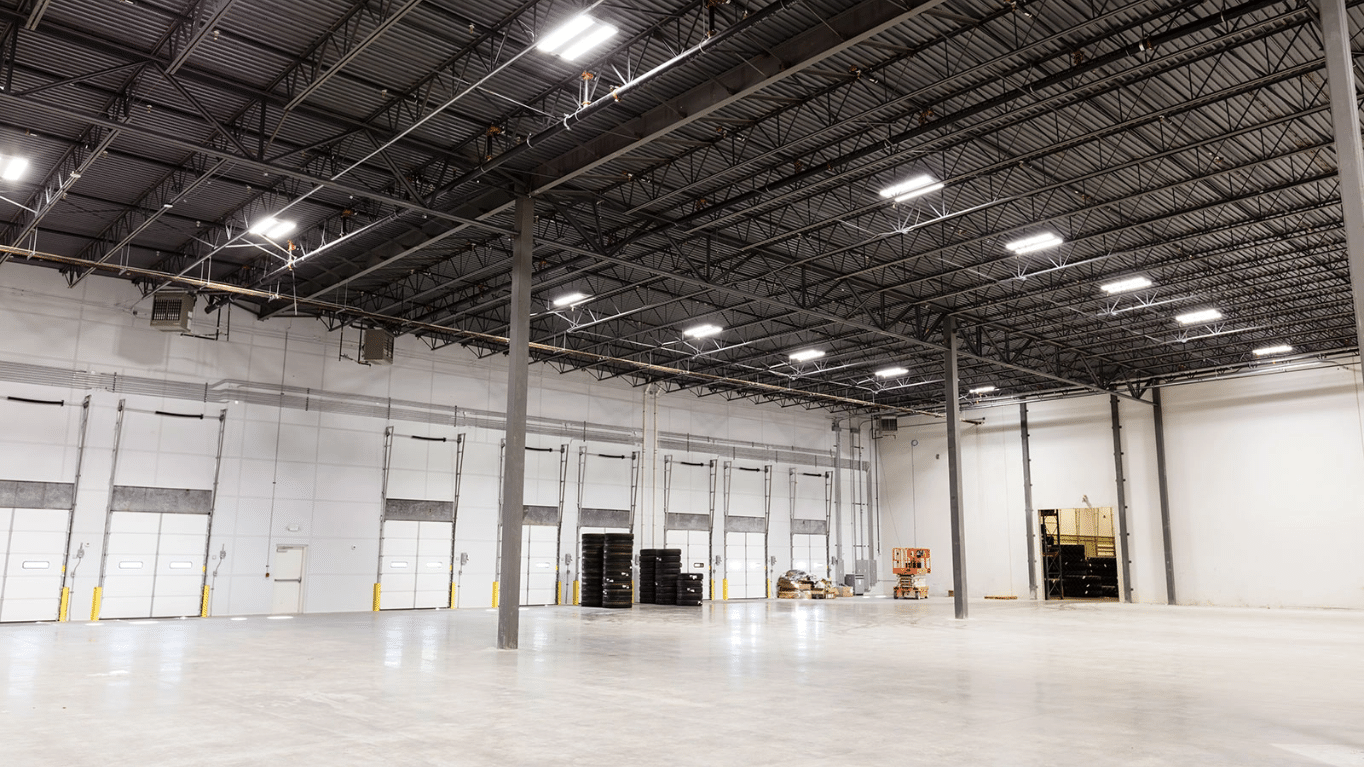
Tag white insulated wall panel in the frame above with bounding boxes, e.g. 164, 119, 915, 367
0, 396, 82, 484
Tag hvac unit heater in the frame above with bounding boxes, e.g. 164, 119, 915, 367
879, 417, 899, 433
360, 328, 395, 365
149, 291, 195, 333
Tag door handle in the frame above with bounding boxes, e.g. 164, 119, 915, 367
274, 578, 302, 583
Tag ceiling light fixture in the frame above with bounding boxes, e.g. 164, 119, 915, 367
551, 292, 588, 308
789, 349, 825, 363
250, 217, 296, 240
968, 385, 997, 395
538, 15, 617, 60
1101, 276, 1153, 294
875, 366, 909, 378
1005, 232, 1064, 254
879, 175, 943, 202
1176, 308, 1223, 325
0, 157, 29, 181
1253, 344, 1294, 356
684, 323, 723, 338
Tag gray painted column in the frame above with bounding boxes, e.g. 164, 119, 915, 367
943, 316, 968, 619
1109, 395, 1133, 603
497, 195, 533, 650
1152, 387, 1177, 604
1320, 0, 1364, 350
1019, 403, 1038, 600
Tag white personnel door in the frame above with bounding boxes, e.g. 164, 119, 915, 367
102, 512, 208, 619
725, 531, 767, 599
0, 508, 68, 622
664, 529, 711, 599
380, 520, 453, 610
521, 525, 557, 606
792, 534, 829, 580
271, 546, 305, 614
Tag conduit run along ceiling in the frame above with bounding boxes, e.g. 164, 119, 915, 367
0, 0, 1355, 413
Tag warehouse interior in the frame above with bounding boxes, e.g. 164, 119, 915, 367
1, 0, 1363, 764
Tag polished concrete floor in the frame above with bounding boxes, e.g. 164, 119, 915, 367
1, 598, 1362, 766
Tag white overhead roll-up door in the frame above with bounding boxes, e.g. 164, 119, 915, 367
521, 524, 558, 605
662, 456, 716, 600
378, 429, 463, 610
379, 520, 454, 610
790, 469, 832, 580
723, 463, 771, 600
96, 402, 225, 621
497, 443, 565, 607
100, 511, 209, 619
0, 507, 69, 622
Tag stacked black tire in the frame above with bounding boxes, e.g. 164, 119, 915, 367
638, 549, 660, 604
655, 549, 682, 605
580, 534, 605, 607
676, 573, 704, 606
602, 533, 635, 609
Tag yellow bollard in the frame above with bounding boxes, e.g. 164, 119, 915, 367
90, 586, 102, 621
449, 582, 457, 609
59, 587, 70, 622
491, 581, 499, 608
710, 579, 715, 601
766, 578, 771, 599
200, 585, 211, 617
572, 580, 580, 605
372, 583, 381, 611
722, 579, 729, 600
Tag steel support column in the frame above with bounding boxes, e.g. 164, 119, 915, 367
943, 316, 968, 619
1109, 395, 1134, 603
1019, 403, 1038, 600
1152, 387, 1177, 604
1319, 0, 1364, 351
496, 195, 533, 650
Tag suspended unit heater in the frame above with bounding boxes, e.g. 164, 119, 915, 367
149, 291, 195, 333
361, 328, 395, 365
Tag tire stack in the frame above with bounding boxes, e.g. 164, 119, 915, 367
655, 548, 683, 605
580, 534, 605, 607
638, 549, 660, 604
602, 533, 635, 609
676, 573, 704, 606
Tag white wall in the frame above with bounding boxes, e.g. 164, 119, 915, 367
877, 362, 1364, 610
0, 265, 846, 618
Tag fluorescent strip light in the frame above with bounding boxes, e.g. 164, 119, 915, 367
875, 366, 909, 378
684, 323, 723, 338
552, 292, 588, 307
789, 349, 825, 362
1175, 308, 1223, 325
2, 157, 28, 181
249, 217, 280, 235
537, 15, 595, 53
1005, 233, 1064, 254
560, 22, 618, 61
1253, 344, 1294, 356
1101, 276, 1152, 294
266, 220, 296, 240
968, 385, 997, 395
879, 175, 942, 201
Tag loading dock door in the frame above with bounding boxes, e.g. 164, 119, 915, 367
380, 520, 454, 610
664, 529, 711, 587
722, 462, 771, 599
723, 531, 767, 599
0, 508, 68, 622
521, 524, 558, 605
790, 469, 832, 580
101, 511, 209, 619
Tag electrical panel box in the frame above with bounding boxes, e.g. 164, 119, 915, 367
149, 291, 195, 333
360, 328, 395, 365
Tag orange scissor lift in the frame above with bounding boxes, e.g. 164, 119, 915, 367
892, 548, 930, 599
